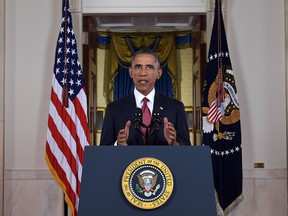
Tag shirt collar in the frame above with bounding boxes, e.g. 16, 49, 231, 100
134, 88, 155, 108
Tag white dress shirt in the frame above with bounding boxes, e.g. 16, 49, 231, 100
134, 88, 155, 114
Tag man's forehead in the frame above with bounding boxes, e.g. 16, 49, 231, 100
134, 63, 154, 66
133, 55, 157, 64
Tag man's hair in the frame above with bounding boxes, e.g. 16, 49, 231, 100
131, 48, 161, 69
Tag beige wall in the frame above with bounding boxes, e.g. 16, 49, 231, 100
226, 0, 286, 169
5, 0, 61, 170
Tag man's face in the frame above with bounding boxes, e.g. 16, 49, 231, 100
129, 54, 162, 96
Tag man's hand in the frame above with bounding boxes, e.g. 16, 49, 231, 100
163, 117, 179, 146
117, 120, 131, 146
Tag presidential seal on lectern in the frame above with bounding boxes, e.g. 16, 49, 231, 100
122, 157, 174, 210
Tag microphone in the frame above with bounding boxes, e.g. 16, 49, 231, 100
132, 108, 144, 134
149, 108, 162, 135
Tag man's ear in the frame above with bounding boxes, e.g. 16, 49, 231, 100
129, 67, 133, 78
157, 68, 163, 79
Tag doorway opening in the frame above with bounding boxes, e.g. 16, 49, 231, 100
82, 14, 206, 146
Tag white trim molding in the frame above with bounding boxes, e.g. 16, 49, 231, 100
82, 0, 208, 14
70, 0, 82, 12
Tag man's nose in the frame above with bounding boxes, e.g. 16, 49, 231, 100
139, 68, 149, 74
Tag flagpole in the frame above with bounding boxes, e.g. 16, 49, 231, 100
91, 73, 97, 145
193, 72, 198, 145
199, 15, 206, 146
64, 196, 68, 216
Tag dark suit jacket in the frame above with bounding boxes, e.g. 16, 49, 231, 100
100, 93, 191, 146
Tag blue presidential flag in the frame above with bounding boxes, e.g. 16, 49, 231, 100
201, 0, 243, 215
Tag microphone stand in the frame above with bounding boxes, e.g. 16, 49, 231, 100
143, 124, 149, 145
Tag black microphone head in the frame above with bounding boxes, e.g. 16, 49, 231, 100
149, 107, 162, 136
132, 108, 143, 132
151, 108, 162, 125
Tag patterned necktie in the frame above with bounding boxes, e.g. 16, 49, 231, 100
141, 97, 151, 140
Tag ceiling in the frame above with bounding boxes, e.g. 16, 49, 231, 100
85, 14, 204, 32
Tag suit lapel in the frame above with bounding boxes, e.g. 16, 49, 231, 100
153, 93, 165, 116
121, 93, 136, 118
148, 93, 164, 145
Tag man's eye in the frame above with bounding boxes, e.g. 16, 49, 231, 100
134, 65, 141, 70
147, 65, 154, 70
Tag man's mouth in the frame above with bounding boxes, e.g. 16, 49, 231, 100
139, 80, 148, 84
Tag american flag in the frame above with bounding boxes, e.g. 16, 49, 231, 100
45, 0, 90, 215
208, 100, 223, 123
202, 0, 243, 215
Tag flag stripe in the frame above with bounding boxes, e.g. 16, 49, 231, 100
73, 92, 90, 146
50, 88, 77, 159
50, 78, 85, 165
48, 78, 84, 200
47, 114, 77, 184
208, 102, 222, 122
45, 150, 80, 213
46, 141, 76, 204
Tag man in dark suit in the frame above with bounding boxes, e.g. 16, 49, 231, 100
100, 48, 191, 146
